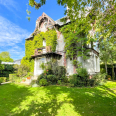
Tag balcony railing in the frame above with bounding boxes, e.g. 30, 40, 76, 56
34, 46, 52, 55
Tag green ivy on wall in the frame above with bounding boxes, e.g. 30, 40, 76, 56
21, 29, 57, 72
60, 19, 91, 67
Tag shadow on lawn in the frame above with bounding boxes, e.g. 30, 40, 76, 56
1, 82, 116, 116
9, 82, 116, 116
0, 83, 33, 116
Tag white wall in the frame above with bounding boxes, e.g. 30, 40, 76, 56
34, 57, 46, 76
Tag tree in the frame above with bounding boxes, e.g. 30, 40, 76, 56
0, 52, 13, 62
13, 64, 30, 78
0, 60, 4, 73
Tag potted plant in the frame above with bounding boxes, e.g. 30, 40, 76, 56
22, 78, 26, 82
26, 72, 33, 80
27, 77, 31, 79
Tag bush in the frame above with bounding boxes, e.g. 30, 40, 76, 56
9, 74, 16, 82
37, 73, 46, 83
61, 76, 68, 83
92, 73, 106, 85
53, 66, 66, 80
0, 78, 3, 85
47, 75, 57, 83
30, 80, 37, 86
39, 79, 48, 86
88, 79, 95, 87
57, 80, 61, 85
106, 75, 111, 79
0, 77, 6, 84
69, 68, 90, 87
13, 64, 30, 78
9, 74, 20, 83
0, 77, 6, 82
69, 74, 78, 87
77, 68, 89, 78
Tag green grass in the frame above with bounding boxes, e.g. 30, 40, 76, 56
0, 81, 116, 116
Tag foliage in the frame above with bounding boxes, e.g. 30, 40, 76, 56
9, 74, 17, 82
13, 64, 30, 78
21, 30, 57, 72
106, 75, 111, 79
30, 80, 37, 86
25, 72, 33, 77
60, 21, 91, 67
69, 74, 78, 87
69, 68, 93, 87
37, 60, 66, 85
57, 80, 61, 85
0, 64, 14, 77
0, 52, 13, 62
39, 79, 48, 86
0, 78, 2, 84
47, 75, 57, 83
76, 68, 89, 78
0, 77, 6, 83
0, 60, 4, 73
92, 73, 106, 85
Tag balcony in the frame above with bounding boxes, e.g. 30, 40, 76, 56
31, 46, 62, 58
34, 46, 52, 56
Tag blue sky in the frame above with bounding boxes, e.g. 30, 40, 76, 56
0, 0, 65, 60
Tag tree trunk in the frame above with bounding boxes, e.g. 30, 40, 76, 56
105, 62, 107, 74
111, 61, 115, 80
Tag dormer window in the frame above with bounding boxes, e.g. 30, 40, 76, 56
43, 39, 46, 47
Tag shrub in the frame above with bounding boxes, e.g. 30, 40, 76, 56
61, 76, 68, 83
47, 75, 57, 83
0, 77, 6, 82
106, 75, 111, 79
53, 66, 66, 80
0, 78, 3, 85
0, 77, 6, 84
9, 74, 16, 82
13, 64, 30, 78
92, 73, 106, 85
77, 68, 89, 78
9, 74, 20, 83
69, 74, 78, 87
39, 79, 48, 86
88, 79, 95, 87
57, 80, 61, 85
37, 73, 46, 83
30, 80, 37, 86
69, 68, 89, 87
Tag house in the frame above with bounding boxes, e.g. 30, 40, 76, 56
2, 59, 21, 65
25, 12, 100, 79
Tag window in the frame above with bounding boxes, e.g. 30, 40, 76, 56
43, 39, 46, 46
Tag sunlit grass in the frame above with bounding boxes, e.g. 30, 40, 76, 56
0, 81, 116, 116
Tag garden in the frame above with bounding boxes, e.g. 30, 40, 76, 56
0, 81, 116, 116
0, 58, 116, 116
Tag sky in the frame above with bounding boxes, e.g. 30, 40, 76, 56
0, 0, 65, 60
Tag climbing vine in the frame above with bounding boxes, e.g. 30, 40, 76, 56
60, 18, 91, 67
21, 29, 57, 72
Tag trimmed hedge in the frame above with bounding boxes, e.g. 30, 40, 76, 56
0, 77, 6, 84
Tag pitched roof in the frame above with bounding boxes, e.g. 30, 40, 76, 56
25, 34, 33, 40
55, 16, 70, 26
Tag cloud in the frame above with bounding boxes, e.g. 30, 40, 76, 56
0, 16, 30, 60
0, 0, 19, 11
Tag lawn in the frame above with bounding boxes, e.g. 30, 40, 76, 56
0, 81, 116, 116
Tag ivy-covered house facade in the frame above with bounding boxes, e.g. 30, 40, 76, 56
22, 12, 100, 79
